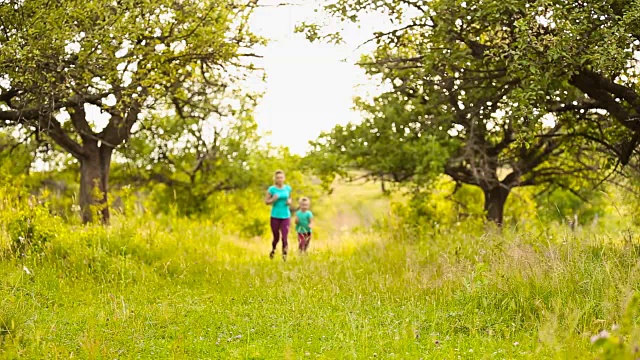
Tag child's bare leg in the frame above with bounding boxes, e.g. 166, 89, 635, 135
303, 234, 311, 252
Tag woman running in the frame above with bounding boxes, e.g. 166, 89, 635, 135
265, 170, 292, 260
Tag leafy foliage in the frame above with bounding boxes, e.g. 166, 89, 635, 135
0, 0, 263, 222
299, 0, 637, 224
5, 207, 61, 256
115, 97, 263, 215
311, 92, 452, 187
0, 133, 36, 180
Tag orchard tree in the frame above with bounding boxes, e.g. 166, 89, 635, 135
312, 91, 605, 224
116, 95, 267, 215
0, 0, 262, 223
308, 93, 452, 191
300, 0, 640, 224
0, 132, 38, 180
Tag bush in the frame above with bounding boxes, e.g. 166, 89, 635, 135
3, 206, 62, 257
536, 187, 607, 226
386, 176, 485, 236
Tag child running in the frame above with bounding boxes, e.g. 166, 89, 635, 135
295, 197, 314, 253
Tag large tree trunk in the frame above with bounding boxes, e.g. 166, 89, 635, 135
79, 142, 113, 224
483, 186, 510, 226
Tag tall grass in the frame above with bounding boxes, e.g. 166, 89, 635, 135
0, 182, 639, 359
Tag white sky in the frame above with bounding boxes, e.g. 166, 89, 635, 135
248, 2, 387, 154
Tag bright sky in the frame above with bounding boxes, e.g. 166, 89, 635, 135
248, 2, 387, 154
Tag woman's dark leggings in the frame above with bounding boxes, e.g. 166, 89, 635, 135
270, 217, 290, 254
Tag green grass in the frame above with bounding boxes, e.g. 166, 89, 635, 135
1, 182, 640, 358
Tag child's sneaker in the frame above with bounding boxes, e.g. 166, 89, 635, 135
282, 253, 287, 262
269, 250, 275, 259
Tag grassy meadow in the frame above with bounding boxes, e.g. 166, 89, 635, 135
1, 181, 640, 359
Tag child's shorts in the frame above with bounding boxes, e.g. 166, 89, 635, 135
297, 233, 311, 241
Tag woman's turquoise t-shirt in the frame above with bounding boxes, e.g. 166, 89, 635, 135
268, 185, 292, 219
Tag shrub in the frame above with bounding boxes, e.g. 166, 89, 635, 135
4, 207, 61, 256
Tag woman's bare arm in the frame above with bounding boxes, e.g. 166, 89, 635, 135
265, 190, 278, 205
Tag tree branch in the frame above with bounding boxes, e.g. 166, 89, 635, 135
570, 71, 640, 131
67, 103, 95, 143
39, 114, 85, 159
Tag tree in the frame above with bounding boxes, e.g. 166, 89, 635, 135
115, 96, 267, 216
308, 93, 452, 190
312, 92, 606, 224
0, 132, 36, 179
300, 0, 639, 224
0, 0, 262, 223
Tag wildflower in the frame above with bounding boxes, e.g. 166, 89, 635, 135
513, 342, 519, 346
22, 265, 32, 275
612, 324, 620, 331
590, 330, 610, 344
435, 340, 440, 346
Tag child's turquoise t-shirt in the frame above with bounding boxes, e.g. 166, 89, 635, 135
296, 210, 313, 233
268, 185, 292, 219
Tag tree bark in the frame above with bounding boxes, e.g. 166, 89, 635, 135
78, 141, 113, 224
483, 186, 510, 226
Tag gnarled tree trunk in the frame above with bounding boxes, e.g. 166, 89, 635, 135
483, 186, 510, 226
79, 141, 113, 224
